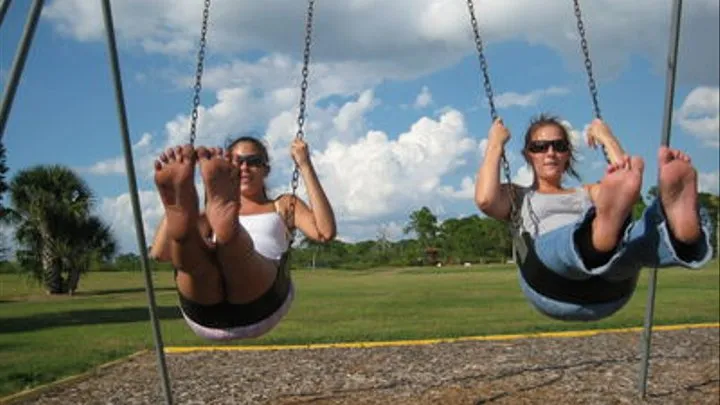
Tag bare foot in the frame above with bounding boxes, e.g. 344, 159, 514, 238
658, 147, 701, 244
591, 156, 644, 252
198, 147, 240, 244
154, 145, 198, 241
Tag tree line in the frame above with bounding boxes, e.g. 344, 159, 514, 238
1, 149, 718, 294
289, 190, 720, 270
293, 207, 514, 270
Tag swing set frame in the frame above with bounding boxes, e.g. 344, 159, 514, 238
465, 0, 685, 399
0, 0, 686, 403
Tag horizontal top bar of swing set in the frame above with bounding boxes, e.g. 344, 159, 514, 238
165, 322, 719, 353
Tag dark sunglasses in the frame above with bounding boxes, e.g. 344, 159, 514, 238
527, 139, 570, 154
232, 154, 266, 167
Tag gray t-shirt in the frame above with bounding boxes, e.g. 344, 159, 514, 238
516, 186, 593, 237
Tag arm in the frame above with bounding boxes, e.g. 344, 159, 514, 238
474, 119, 515, 221
149, 216, 171, 262
585, 119, 630, 203
148, 214, 213, 262
588, 119, 626, 164
284, 139, 337, 242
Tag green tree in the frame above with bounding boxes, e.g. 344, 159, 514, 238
482, 218, 513, 262
0, 232, 8, 263
298, 236, 324, 270
114, 253, 141, 272
438, 216, 479, 263
404, 206, 438, 248
438, 215, 513, 264
8, 165, 117, 294
0, 141, 8, 260
375, 225, 391, 264
698, 192, 719, 257
0, 141, 8, 214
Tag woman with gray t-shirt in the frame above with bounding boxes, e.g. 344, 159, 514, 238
474, 115, 712, 321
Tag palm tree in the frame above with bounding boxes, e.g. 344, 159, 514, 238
7, 165, 117, 294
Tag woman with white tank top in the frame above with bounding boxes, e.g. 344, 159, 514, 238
150, 135, 336, 340
475, 115, 712, 321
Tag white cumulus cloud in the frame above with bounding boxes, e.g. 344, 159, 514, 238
699, 171, 719, 195
494, 86, 570, 109
44, 0, 719, 86
58, 0, 719, 253
309, 109, 476, 221
414, 86, 433, 109
78, 133, 157, 177
439, 176, 476, 200
676, 86, 719, 148
95, 99, 482, 252
97, 190, 164, 254
333, 90, 378, 141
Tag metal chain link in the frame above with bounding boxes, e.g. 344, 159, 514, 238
188, 0, 211, 147
573, 0, 610, 163
466, 0, 496, 122
466, 0, 522, 233
526, 190, 542, 237
287, 0, 315, 246
573, 0, 601, 119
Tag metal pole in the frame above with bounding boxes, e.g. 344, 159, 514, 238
0, 0, 43, 142
100, 1, 173, 404
0, 0, 12, 30
638, 0, 683, 398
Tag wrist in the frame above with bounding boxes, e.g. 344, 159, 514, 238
486, 142, 505, 155
596, 133, 616, 144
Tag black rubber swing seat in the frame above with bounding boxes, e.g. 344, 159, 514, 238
516, 232, 639, 305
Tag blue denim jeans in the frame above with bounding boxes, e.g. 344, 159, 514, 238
520, 199, 713, 321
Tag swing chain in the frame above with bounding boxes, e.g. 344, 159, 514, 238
287, 0, 315, 244
573, 0, 601, 120
573, 0, 610, 163
466, 0, 522, 233
466, 0, 497, 122
188, 0, 211, 147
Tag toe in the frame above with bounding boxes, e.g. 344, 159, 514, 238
167, 147, 178, 162
196, 146, 210, 160
658, 146, 672, 163
181, 144, 195, 161
174, 146, 184, 163
630, 156, 644, 172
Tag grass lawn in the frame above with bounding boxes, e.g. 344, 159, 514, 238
0, 261, 718, 397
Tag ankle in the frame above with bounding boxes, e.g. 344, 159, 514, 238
590, 216, 629, 253
213, 223, 241, 246
171, 227, 203, 245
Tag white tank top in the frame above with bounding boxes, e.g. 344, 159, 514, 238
517, 186, 593, 237
239, 211, 290, 261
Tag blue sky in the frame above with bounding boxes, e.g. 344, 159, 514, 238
1, 0, 718, 254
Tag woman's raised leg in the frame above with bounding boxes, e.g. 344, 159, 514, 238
196, 147, 277, 304
154, 145, 224, 304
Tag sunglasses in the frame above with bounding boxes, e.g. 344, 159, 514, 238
232, 154, 266, 167
527, 139, 570, 154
